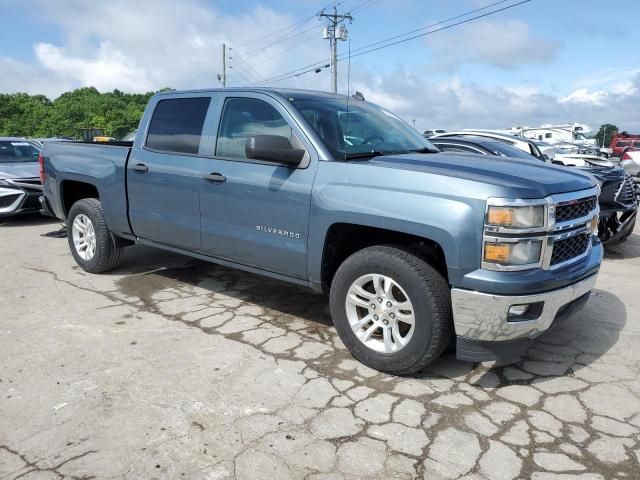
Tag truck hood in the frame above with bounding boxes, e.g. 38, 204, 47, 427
0, 161, 39, 179
366, 152, 596, 198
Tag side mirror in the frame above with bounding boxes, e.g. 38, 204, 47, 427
245, 135, 305, 166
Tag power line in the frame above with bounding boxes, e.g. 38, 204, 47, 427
229, 60, 261, 84
235, 1, 337, 49
250, 0, 530, 86
239, 1, 342, 58
228, 48, 265, 82
254, 28, 321, 66
242, 22, 322, 59
236, 0, 377, 87
256, 0, 515, 84
349, 0, 379, 14
343, 0, 513, 58
343, 0, 531, 61
228, 66, 255, 85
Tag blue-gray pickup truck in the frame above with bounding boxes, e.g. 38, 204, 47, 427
41, 88, 603, 374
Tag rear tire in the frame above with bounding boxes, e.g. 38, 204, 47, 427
330, 245, 452, 375
67, 198, 123, 273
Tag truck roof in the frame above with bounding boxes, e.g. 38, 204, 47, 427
154, 87, 350, 101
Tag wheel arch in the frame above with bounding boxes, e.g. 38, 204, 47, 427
317, 222, 450, 293
60, 179, 100, 217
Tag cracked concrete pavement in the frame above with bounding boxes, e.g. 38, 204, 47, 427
1, 214, 640, 479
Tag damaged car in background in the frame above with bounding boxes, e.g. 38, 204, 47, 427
0, 138, 42, 216
431, 134, 638, 244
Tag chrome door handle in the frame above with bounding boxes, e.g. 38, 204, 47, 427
132, 163, 148, 172
203, 173, 226, 183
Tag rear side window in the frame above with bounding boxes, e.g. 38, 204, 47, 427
216, 97, 297, 160
146, 97, 211, 154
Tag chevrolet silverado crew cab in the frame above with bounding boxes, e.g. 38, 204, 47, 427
40, 88, 603, 374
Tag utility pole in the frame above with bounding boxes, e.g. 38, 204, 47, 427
319, 7, 352, 93
217, 44, 227, 87
221, 43, 226, 88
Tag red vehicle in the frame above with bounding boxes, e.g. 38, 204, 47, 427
609, 133, 640, 157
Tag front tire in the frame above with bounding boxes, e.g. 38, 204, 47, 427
67, 198, 123, 273
330, 246, 452, 374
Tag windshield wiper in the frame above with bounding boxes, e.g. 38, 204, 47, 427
343, 151, 385, 160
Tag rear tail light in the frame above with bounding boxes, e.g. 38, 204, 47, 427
38, 152, 44, 183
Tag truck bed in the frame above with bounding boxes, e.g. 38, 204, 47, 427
42, 141, 133, 237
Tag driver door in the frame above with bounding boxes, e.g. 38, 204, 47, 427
199, 93, 317, 279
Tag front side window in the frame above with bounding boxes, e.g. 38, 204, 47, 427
216, 98, 299, 160
146, 97, 211, 154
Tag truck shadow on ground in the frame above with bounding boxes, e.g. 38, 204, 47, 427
603, 232, 640, 260
460, 288, 627, 387
0, 213, 61, 228
104, 245, 627, 386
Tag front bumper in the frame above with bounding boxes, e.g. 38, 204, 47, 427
599, 209, 637, 244
451, 272, 598, 347
0, 178, 42, 216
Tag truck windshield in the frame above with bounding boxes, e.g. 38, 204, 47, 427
0, 141, 40, 163
289, 96, 436, 159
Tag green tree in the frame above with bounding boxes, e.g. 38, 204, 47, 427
0, 87, 158, 139
594, 124, 618, 148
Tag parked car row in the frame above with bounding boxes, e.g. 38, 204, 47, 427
429, 132, 638, 244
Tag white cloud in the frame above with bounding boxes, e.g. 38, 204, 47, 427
34, 42, 154, 92
559, 88, 608, 105
425, 20, 558, 70
346, 69, 640, 132
1, 0, 327, 95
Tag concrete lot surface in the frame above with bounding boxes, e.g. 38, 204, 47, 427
1, 215, 639, 479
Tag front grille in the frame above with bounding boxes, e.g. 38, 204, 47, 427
615, 176, 636, 205
551, 234, 590, 266
555, 197, 597, 223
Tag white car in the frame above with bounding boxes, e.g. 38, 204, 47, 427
621, 149, 640, 180
553, 154, 615, 168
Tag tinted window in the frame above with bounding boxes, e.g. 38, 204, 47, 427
216, 98, 298, 160
489, 142, 539, 161
0, 141, 40, 163
146, 97, 211, 154
435, 143, 482, 154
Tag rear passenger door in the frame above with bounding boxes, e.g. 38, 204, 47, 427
127, 95, 215, 251
198, 93, 317, 279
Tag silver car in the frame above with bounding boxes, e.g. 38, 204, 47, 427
0, 138, 43, 216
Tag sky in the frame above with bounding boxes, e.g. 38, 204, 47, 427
0, 0, 638, 132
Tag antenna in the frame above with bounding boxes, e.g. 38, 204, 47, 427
344, 38, 351, 162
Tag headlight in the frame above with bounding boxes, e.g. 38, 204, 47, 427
486, 205, 545, 229
483, 239, 543, 267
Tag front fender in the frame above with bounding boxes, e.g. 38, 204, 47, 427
307, 179, 483, 287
